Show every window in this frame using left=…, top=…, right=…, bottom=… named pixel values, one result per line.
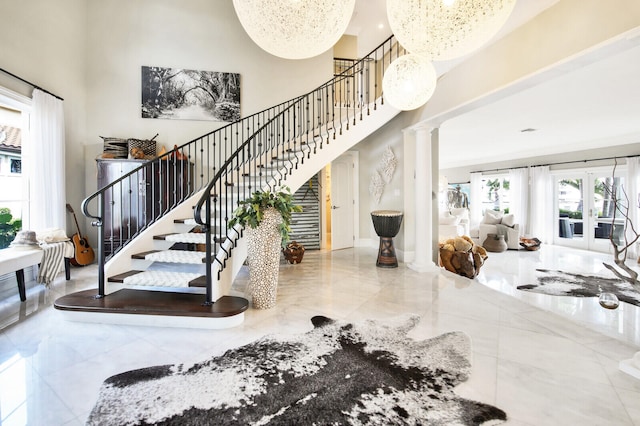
left=10, top=158, right=21, bottom=174
left=0, top=89, right=31, bottom=249
left=480, top=174, right=510, bottom=214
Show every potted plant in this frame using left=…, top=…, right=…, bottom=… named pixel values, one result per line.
left=228, top=186, right=301, bottom=309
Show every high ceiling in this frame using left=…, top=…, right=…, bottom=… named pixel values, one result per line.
left=440, top=40, right=640, bottom=169
left=346, top=0, right=640, bottom=170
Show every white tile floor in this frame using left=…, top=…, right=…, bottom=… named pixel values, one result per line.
left=0, top=245, right=639, bottom=425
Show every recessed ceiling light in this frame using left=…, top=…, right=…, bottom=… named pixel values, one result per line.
left=520, top=128, right=537, bottom=133
left=378, top=23, right=385, bottom=30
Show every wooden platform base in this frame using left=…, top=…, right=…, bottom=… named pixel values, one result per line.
left=54, top=289, right=248, bottom=329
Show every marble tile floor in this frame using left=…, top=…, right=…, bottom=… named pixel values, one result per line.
left=0, top=245, right=639, bottom=425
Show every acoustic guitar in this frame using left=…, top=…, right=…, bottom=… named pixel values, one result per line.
left=66, top=203, right=95, bottom=266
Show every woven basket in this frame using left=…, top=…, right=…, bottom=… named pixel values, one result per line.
left=127, top=138, right=156, bottom=157
left=100, top=136, right=128, bottom=159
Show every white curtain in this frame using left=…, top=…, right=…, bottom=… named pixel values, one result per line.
left=625, top=157, right=640, bottom=259
left=509, top=167, right=529, bottom=235
left=469, top=172, right=483, bottom=228
left=28, top=89, right=66, bottom=231
left=529, top=166, right=553, bottom=244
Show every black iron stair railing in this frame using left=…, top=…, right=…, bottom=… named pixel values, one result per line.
left=81, top=34, right=403, bottom=301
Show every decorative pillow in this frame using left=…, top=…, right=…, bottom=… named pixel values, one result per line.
left=440, top=213, right=461, bottom=225
left=483, top=209, right=503, bottom=225
left=36, top=228, right=70, bottom=243
left=501, top=214, right=515, bottom=227
left=450, top=207, right=469, bottom=222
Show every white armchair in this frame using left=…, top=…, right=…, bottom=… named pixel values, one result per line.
left=439, top=208, right=470, bottom=240
left=476, top=210, right=521, bottom=250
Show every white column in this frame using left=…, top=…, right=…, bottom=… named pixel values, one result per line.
left=409, top=126, right=439, bottom=272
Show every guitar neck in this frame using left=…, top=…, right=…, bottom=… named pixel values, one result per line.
left=66, top=204, right=87, bottom=241
left=74, top=214, right=84, bottom=238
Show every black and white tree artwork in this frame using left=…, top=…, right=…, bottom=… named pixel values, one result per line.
left=141, top=66, right=240, bottom=122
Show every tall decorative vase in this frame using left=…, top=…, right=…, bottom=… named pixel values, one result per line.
left=245, top=207, right=283, bottom=309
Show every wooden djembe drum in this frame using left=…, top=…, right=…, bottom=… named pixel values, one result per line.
left=371, top=210, right=404, bottom=268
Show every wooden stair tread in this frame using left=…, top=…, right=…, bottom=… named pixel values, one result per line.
left=153, top=233, right=175, bottom=240
left=189, top=275, right=207, bottom=288
left=108, top=270, right=143, bottom=283
left=131, top=250, right=161, bottom=259
left=54, top=289, right=249, bottom=318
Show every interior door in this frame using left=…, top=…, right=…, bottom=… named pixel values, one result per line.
left=330, top=153, right=354, bottom=250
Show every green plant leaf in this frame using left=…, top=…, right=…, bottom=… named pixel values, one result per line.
left=227, top=186, right=302, bottom=246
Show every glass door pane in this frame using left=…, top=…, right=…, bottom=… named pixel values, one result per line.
left=556, top=177, right=585, bottom=247
left=591, top=174, right=625, bottom=251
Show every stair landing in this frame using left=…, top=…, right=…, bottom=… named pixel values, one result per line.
left=54, top=289, right=249, bottom=329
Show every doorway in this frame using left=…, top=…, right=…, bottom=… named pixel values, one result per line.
left=325, top=151, right=359, bottom=251
left=554, top=168, right=625, bottom=253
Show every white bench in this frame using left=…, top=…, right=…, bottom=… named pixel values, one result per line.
left=0, top=246, right=71, bottom=301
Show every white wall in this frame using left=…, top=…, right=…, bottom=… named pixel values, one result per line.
left=0, top=0, right=87, bottom=235
left=351, top=113, right=409, bottom=250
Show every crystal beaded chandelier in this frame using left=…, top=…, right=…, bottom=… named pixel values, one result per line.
left=232, top=0, right=356, bottom=60
left=387, top=0, right=517, bottom=60
left=382, top=54, right=438, bottom=111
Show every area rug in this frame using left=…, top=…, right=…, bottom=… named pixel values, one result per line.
left=518, top=268, right=640, bottom=307
left=87, top=315, right=507, bottom=425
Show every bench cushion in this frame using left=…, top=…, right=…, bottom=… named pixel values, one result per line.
left=0, top=247, right=44, bottom=276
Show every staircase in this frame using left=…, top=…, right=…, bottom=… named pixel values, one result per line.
left=54, top=36, right=403, bottom=328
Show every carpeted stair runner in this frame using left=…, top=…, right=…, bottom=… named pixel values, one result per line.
left=143, top=250, right=206, bottom=264
left=122, top=270, right=202, bottom=287
left=163, top=232, right=223, bottom=244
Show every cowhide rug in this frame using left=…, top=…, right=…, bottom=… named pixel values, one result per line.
left=87, top=315, right=507, bottom=425
left=518, top=268, right=640, bottom=307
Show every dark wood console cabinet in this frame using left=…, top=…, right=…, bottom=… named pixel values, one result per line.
left=96, top=158, right=194, bottom=255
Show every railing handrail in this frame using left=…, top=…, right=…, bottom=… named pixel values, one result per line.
left=192, top=100, right=300, bottom=225
left=81, top=33, right=399, bottom=301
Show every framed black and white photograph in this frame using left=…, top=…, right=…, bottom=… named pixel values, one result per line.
left=141, top=66, right=240, bottom=122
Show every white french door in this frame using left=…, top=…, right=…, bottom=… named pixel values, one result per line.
left=553, top=168, right=625, bottom=253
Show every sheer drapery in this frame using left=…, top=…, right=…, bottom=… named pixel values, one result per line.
left=625, top=157, right=640, bottom=259
left=469, top=172, right=483, bottom=228
left=509, top=167, right=529, bottom=236
left=529, top=166, right=553, bottom=244
left=28, top=89, right=65, bottom=231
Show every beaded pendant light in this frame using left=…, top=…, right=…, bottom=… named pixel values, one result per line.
left=232, top=0, right=356, bottom=60
left=382, top=54, right=438, bottom=111
left=387, top=0, right=516, bottom=60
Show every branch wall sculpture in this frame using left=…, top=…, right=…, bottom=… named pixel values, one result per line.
left=369, top=146, right=397, bottom=204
